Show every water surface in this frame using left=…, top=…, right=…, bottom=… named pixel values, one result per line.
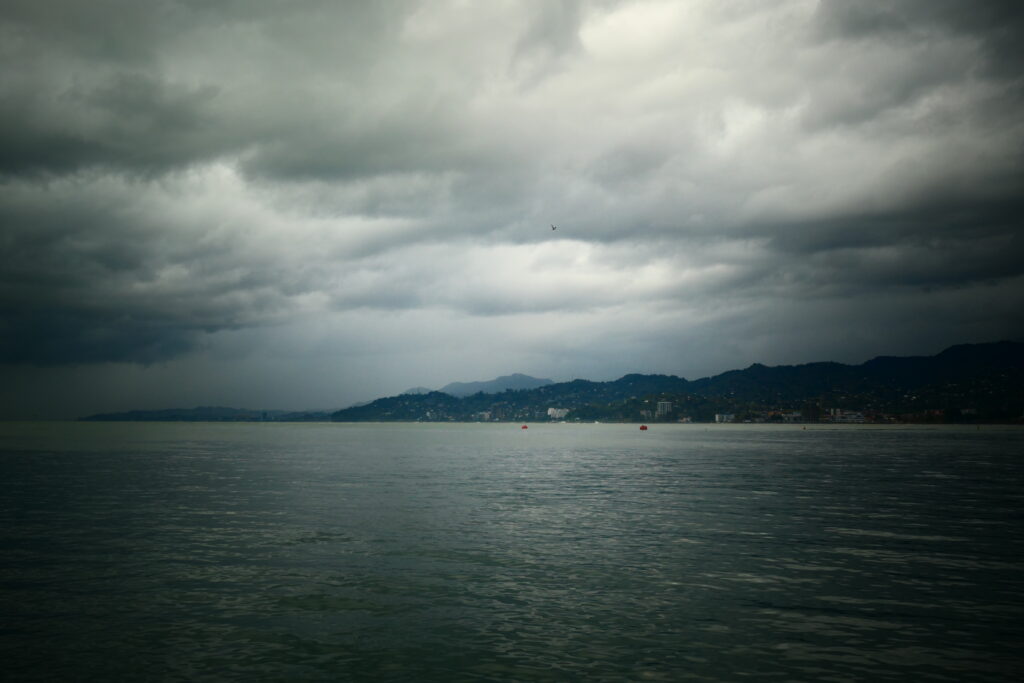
left=2, top=423, right=1022, bottom=681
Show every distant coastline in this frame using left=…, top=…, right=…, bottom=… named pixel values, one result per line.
left=79, top=341, right=1024, bottom=425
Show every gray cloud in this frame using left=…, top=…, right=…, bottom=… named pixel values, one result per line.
left=813, top=0, right=1024, bottom=74
left=0, top=170, right=306, bottom=364
left=1, top=0, right=1022, bottom=418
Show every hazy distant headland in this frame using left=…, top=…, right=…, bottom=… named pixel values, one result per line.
left=411, top=373, right=554, bottom=398
left=79, top=342, right=1024, bottom=424
left=79, top=406, right=335, bottom=423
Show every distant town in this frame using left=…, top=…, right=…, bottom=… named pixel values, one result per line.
left=82, top=341, right=1024, bottom=424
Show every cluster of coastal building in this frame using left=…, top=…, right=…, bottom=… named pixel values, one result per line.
left=413, top=398, right=991, bottom=424
left=713, top=408, right=868, bottom=424
left=471, top=401, right=877, bottom=424
left=660, top=407, right=876, bottom=424
left=716, top=409, right=868, bottom=423
left=467, top=406, right=572, bottom=422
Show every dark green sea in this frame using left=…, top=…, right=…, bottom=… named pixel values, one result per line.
left=2, top=422, right=1022, bottom=681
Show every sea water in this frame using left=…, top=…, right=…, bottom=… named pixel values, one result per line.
left=1, top=422, right=1022, bottom=681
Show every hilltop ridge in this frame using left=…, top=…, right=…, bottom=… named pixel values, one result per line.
left=331, top=341, right=1024, bottom=424
left=402, top=373, right=553, bottom=397
left=80, top=341, right=1024, bottom=423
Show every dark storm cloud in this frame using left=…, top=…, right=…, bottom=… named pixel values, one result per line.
left=240, top=105, right=470, bottom=182
left=805, top=1, right=1024, bottom=133
left=1, top=0, right=1022, bottom=418
left=0, top=0, right=415, bottom=178
left=0, top=72, right=228, bottom=176
left=761, top=190, right=1024, bottom=275
left=814, top=0, right=1024, bottom=75
left=0, top=171, right=311, bottom=364
left=0, top=0, right=225, bottom=176
left=0, top=308, right=196, bottom=365
left=1, top=0, right=177, bottom=63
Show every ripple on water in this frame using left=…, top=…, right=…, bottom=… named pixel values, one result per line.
left=1, top=423, right=1023, bottom=681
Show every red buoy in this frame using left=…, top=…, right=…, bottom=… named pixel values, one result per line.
left=640, top=425, right=648, bottom=431
left=521, top=425, right=528, bottom=429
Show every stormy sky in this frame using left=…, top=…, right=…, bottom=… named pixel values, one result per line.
left=2, top=0, right=1023, bottom=418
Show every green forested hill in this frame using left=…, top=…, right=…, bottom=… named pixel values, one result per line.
left=331, top=341, right=1024, bottom=423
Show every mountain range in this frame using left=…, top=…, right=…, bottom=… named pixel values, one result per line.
left=81, top=341, right=1024, bottom=422
left=331, top=341, right=1024, bottom=423
left=404, top=373, right=554, bottom=398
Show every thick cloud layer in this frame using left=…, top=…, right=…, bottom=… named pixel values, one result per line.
left=2, top=0, right=1022, bottom=417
